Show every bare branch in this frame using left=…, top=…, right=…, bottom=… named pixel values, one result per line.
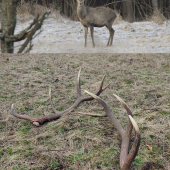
left=1, top=14, right=40, bottom=43
left=17, top=12, right=51, bottom=53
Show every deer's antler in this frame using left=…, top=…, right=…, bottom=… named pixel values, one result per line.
left=12, top=69, right=110, bottom=126
left=77, top=90, right=140, bottom=170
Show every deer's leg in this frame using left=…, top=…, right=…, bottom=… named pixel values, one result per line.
left=84, top=26, right=88, bottom=47
left=107, top=36, right=111, bottom=47
left=106, top=26, right=111, bottom=46
left=106, top=26, right=115, bottom=46
left=90, top=26, right=95, bottom=47
left=110, top=27, right=115, bottom=46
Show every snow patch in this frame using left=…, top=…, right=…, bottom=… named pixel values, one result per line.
left=14, top=16, right=170, bottom=53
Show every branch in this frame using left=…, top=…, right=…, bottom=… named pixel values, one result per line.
left=17, top=11, right=51, bottom=53
left=0, top=14, right=40, bottom=42
left=24, top=40, right=33, bottom=53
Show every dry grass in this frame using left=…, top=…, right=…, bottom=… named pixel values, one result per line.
left=0, top=54, right=170, bottom=170
left=147, top=11, right=166, bottom=25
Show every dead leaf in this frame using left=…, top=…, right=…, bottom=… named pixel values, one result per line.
left=8, top=133, right=14, bottom=136
left=146, top=144, right=153, bottom=152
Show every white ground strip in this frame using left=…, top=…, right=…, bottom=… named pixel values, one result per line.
left=14, top=15, right=170, bottom=53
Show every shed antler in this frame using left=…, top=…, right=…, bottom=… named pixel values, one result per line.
left=78, top=90, right=140, bottom=170
left=12, top=69, right=110, bottom=126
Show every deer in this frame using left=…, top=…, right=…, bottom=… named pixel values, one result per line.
left=77, top=0, right=117, bottom=47
left=11, top=69, right=140, bottom=169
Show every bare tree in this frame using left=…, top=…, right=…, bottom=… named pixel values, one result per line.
left=151, top=0, right=159, bottom=14
left=0, top=0, right=17, bottom=53
left=122, top=0, right=134, bottom=22
left=0, top=0, right=50, bottom=53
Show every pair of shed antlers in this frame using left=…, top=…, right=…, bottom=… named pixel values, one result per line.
left=12, top=69, right=140, bottom=170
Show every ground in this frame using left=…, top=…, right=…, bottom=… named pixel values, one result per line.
left=0, top=54, right=170, bottom=170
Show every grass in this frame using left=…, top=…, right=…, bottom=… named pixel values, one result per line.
left=0, top=54, right=170, bottom=170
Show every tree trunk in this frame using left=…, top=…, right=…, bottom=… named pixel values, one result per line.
left=151, top=0, right=159, bottom=14
left=122, top=0, right=134, bottom=23
left=1, top=0, right=17, bottom=53
left=167, top=0, right=170, bottom=19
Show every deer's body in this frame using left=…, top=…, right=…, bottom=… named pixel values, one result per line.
left=77, top=0, right=116, bottom=47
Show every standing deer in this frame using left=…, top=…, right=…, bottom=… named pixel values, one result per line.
left=77, top=0, right=117, bottom=47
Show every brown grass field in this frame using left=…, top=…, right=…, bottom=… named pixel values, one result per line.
left=0, top=54, right=170, bottom=170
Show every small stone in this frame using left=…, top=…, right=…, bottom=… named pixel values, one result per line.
left=33, top=122, right=40, bottom=126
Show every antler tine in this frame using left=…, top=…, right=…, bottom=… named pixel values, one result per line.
left=49, top=87, right=62, bottom=115
left=12, top=104, right=33, bottom=122
left=113, top=93, right=133, bottom=144
left=12, top=104, right=40, bottom=126
left=11, top=103, right=62, bottom=126
left=121, top=115, right=141, bottom=170
left=100, top=75, right=110, bottom=91
left=129, top=115, right=140, bottom=133
left=77, top=68, right=82, bottom=97
left=113, top=94, right=132, bottom=116
left=48, top=68, right=83, bottom=116
left=81, top=75, right=111, bottom=102
left=113, top=94, right=140, bottom=169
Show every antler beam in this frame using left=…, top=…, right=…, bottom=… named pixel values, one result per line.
left=12, top=69, right=110, bottom=126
